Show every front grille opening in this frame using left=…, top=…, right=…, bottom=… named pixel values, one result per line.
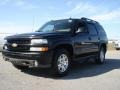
left=7, top=45, right=30, bottom=52
left=7, top=39, right=31, bottom=52
left=8, top=39, right=30, bottom=44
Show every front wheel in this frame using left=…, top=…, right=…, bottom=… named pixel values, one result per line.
left=95, top=47, right=105, bottom=64
left=51, top=49, right=71, bottom=77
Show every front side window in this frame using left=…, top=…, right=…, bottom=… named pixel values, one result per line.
left=76, top=22, right=87, bottom=33
left=37, top=20, right=72, bottom=33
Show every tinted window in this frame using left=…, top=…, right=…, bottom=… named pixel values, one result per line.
left=98, top=25, right=105, bottom=34
left=95, top=24, right=106, bottom=36
left=87, top=23, right=97, bottom=35
left=54, top=22, right=71, bottom=32
left=76, top=22, right=87, bottom=33
left=37, top=20, right=72, bottom=33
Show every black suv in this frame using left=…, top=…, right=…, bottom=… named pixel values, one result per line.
left=2, top=17, right=108, bottom=76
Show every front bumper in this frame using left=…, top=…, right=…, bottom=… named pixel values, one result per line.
left=4, top=57, right=36, bottom=67
left=2, top=50, right=53, bottom=68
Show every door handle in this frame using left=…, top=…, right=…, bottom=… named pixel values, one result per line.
left=98, top=37, right=100, bottom=40
left=89, top=37, right=91, bottom=40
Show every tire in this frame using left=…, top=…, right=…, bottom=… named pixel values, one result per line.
left=116, top=48, right=120, bottom=50
left=13, top=64, right=28, bottom=70
left=95, top=47, right=105, bottom=64
left=51, top=49, right=71, bottom=77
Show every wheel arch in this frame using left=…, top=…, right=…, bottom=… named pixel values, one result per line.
left=53, top=44, right=74, bottom=58
left=100, top=43, right=107, bottom=53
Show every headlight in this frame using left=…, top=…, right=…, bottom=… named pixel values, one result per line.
left=31, top=39, right=48, bottom=44
left=30, top=47, right=48, bottom=51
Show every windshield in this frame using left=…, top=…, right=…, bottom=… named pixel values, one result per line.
left=37, top=20, right=72, bottom=33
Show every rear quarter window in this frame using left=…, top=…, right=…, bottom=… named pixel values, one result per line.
left=95, top=24, right=106, bottom=35
left=87, top=23, right=98, bottom=35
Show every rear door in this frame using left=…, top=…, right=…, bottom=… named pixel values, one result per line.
left=86, top=23, right=99, bottom=53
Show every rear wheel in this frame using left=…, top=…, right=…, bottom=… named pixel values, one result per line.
left=13, top=64, right=28, bottom=70
left=51, top=49, right=71, bottom=77
left=116, top=48, right=120, bottom=50
left=95, top=47, right=105, bottom=64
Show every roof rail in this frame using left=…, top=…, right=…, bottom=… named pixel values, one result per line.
left=81, top=17, right=98, bottom=23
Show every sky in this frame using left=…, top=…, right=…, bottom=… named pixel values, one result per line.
left=0, top=0, right=120, bottom=39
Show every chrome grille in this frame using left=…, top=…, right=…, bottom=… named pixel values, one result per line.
left=8, top=39, right=30, bottom=44
left=7, top=39, right=30, bottom=52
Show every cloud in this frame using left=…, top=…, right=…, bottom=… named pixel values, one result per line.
left=66, top=2, right=120, bottom=23
left=0, top=0, right=37, bottom=10
left=0, top=0, right=10, bottom=5
left=66, top=1, right=73, bottom=7
left=66, top=2, right=98, bottom=15
left=0, top=22, right=33, bottom=33
left=15, top=0, right=25, bottom=6
left=14, top=0, right=37, bottom=10
left=91, top=8, right=120, bottom=21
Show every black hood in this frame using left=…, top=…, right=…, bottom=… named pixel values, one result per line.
left=6, top=32, right=71, bottom=39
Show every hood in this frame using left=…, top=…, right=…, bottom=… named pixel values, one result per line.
left=6, top=32, right=71, bottom=39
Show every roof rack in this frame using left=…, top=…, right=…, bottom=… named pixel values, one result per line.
left=81, top=17, right=98, bottom=23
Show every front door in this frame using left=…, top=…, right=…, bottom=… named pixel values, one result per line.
left=74, top=22, right=92, bottom=56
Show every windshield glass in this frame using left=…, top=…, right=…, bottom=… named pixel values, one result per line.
left=37, top=20, right=72, bottom=33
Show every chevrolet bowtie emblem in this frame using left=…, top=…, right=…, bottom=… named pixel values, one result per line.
left=12, top=43, right=18, bottom=47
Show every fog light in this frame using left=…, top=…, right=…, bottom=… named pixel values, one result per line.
left=34, top=61, right=38, bottom=67
left=4, top=45, right=8, bottom=50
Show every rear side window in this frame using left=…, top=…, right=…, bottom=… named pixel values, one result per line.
left=96, top=24, right=106, bottom=34
left=87, top=23, right=97, bottom=35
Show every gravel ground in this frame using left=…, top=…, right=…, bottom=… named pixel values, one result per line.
left=0, top=51, right=120, bottom=90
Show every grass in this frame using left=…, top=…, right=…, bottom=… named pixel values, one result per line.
left=107, top=43, right=115, bottom=50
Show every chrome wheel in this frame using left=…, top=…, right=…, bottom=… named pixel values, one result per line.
left=100, top=49, right=105, bottom=62
left=57, top=54, right=69, bottom=73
